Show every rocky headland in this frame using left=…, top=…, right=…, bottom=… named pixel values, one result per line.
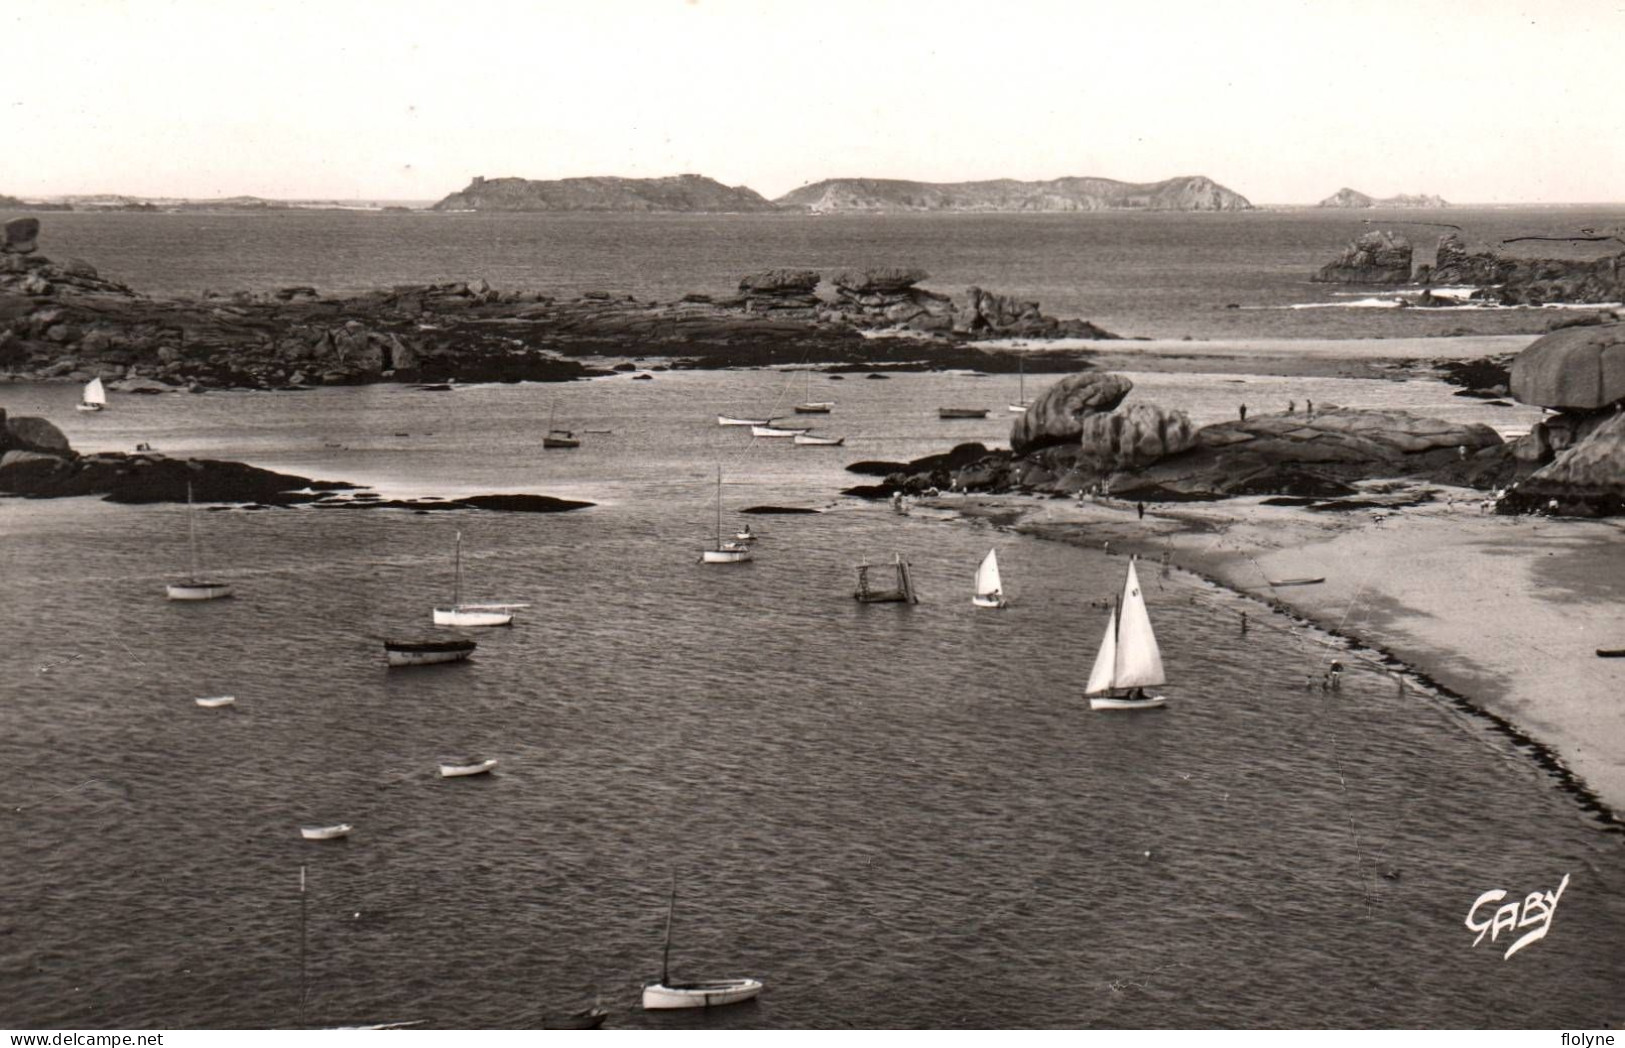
left=1312, top=229, right=1625, bottom=306
left=1316, top=188, right=1449, bottom=208
left=776, top=175, right=1252, bottom=212
left=0, top=217, right=1116, bottom=391
left=431, top=174, right=779, bottom=212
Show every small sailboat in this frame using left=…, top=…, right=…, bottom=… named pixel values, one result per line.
left=972, top=549, right=1007, bottom=609
left=717, top=415, right=771, bottom=427
left=166, top=483, right=234, bottom=601
left=701, top=465, right=752, bottom=564
left=438, top=757, right=499, bottom=777
left=1085, top=557, right=1168, bottom=711
left=384, top=638, right=477, bottom=667
left=854, top=554, right=918, bottom=604
left=77, top=377, right=107, bottom=412
left=793, top=432, right=845, bottom=446
left=750, top=423, right=810, bottom=438
left=433, top=531, right=517, bottom=627
left=195, top=695, right=237, bottom=708
left=792, top=371, right=834, bottom=414
left=642, top=879, right=763, bottom=1011
left=300, top=823, right=354, bottom=841
left=938, top=407, right=989, bottom=419
left=542, top=403, right=580, bottom=449
left=1007, top=357, right=1030, bottom=413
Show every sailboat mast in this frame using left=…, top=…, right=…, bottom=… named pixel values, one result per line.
left=453, top=530, right=462, bottom=606
left=186, top=481, right=200, bottom=580
left=715, top=464, right=723, bottom=548
left=1112, top=592, right=1123, bottom=692
left=298, top=865, right=307, bottom=1029
left=661, top=878, right=676, bottom=986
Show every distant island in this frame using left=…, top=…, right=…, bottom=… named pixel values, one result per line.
left=1316, top=187, right=1449, bottom=209
left=431, top=174, right=779, bottom=212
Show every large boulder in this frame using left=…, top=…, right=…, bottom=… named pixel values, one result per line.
left=3, top=216, right=40, bottom=254
left=1509, top=322, right=1625, bottom=410
left=1499, top=409, right=1625, bottom=517
left=738, top=269, right=820, bottom=294
left=831, top=267, right=928, bottom=294
left=1009, top=372, right=1133, bottom=455
left=3, top=413, right=72, bottom=453
left=1312, top=231, right=1413, bottom=284
left=1076, top=402, right=1198, bottom=470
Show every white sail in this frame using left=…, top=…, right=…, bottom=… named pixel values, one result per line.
left=83, top=377, right=106, bottom=405
left=1113, top=559, right=1165, bottom=688
left=1084, top=609, right=1118, bottom=695
left=974, top=549, right=1003, bottom=598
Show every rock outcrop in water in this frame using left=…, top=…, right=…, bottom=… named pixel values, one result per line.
left=1316, top=188, right=1449, bottom=208
left=1311, top=230, right=1414, bottom=284
left=0, top=219, right=1119, bottom=390
left=777, top=175, right=1252, bottom=212
left=1312, top=230, right=1625, bottom=303
left=431, top=174, right=779, bottom=212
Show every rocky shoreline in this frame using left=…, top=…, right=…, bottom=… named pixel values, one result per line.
left=0, top=217, right=1114, bottom=393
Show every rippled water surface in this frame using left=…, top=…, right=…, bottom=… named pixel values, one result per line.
left=2, top=372, right=1621, bottom=1029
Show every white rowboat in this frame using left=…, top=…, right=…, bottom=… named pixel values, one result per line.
left=439, top=758, right=499, bottom=777
left=750, top=424, right=810, bottom=438
left=793, top=433, right=844, bottom=446
left=717, top=415, right=771, bottom=426
left=195, top=695, right=236, bottom=708
left=642, top=979, right=764, bottom=1010
left=301, top=823, right=353, bottom=841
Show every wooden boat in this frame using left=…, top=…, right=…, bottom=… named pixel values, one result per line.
left=1086, top=558, right=1168, bottom=711
left=541, top=1007, right=609, bottom=1030
left=854, top=554, right=918, bottom=604
left=77, top=377, right=108, bottom=412
left=542, top=402, right=580, bottom=448
left=1008, top=357, right=1031, bottom=413
left=300, top=823, right=353, bottom=841
left=733, top=524, right=757, bottom=543
left=701, top=465, right=752, bottom=564
left=433, top=531, right=517, bottom=627
left=439, top=757, right=499, bottom=777
left=166, top=483, right=234, bottom=601
left=1597, top=649, right=1625, bottom=658
left=793, top=433, right=845, bottom=446
left=938, top=407, right=989, bottom=419
left=750, top=424, right=810, bottom=438
left=642, top=880, right=762, bottom=1011
left=1267, top=577, right=1325, bottom=587
left=385, top=638, right=477, bottom=667
left=792, top=371, right=834, bottom=414
left=194, top=695, right=236, bottom=708
left=972, top=549, right=1007, bottom=609
left=717, top=415, right=771, bottom=427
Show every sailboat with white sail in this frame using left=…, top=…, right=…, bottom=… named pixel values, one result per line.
left=972, top=549, right=1007, bottom=608
left=701, top=465, right=752, bottom=564
left=77, top=377, right=107, bottom=412
left=166, top=483, right=234, bottom=601
left=1085, top=557, right=1168, bottom=710
left=432, top=531, right=522, bottom=626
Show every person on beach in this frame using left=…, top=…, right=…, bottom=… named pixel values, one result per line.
left=1329, top=660, right=1344, bottom=689
left=1239, top=403, right=1248, bottom=422
left=1306, top=398, right=1314, bottom=417
left=1137, top=501, right=1146, bottom=520
left=1288, top=400, right=1296, bottom=414
left=1240, top=612, right=1248, bottom=634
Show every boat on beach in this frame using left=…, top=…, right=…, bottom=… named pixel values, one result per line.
left=750, top=423, right=810, bottom=438
left=701, top=465, right=752, bottom=564
left=433, top=531, right=518, bottom=627
left=77, top=377, right=107, bottom=412
left=717, top=415, right=771, bottom=426
left=972, top=549, right=1007, bottom=608
left=854, top=554, right=918, bottom=604
left=300, top=823, right=353, bottom=841
left=938, top=407, right=989, bottom=419
left=642, top=879, right=762, bottom=1011
left=1086, top=557, right=1168, bottom=711
left=1268, top=576, right=1325, bottom=587
left=194, top=695, right=236, bottom=708
left=1597, top=649, right=1625, bottom=658
left=439, top=757, right=499, bottom=777
left=384, top=638, right=477, bottom=667
left=793, top=432, right=844, bottom=446
left=166, top=483, right=234, bottom=602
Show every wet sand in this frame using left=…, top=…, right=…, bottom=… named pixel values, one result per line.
left=925, top=487, right=1625, bottom=823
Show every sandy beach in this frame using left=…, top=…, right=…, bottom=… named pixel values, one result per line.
left=926, top=486, right=1625, bottom=824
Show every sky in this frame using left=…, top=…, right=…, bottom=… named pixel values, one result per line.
left=4, top=0, right=1623, bottom=204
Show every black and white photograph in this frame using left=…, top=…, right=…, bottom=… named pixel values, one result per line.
left=3, top=0, right=1623, bottom=1035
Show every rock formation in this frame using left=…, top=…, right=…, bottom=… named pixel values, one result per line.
left=1316, top=188, right=1449, bottom=208
left=1509, top=322, right=1625, bottom=411
left=430, top=174, right=780, bottom=212
left=1008, top=373, right=1133, bottom=455
left=1311, top=230, right=1414, bottom=284
left=777, top=175, right=1252, bottom=212
left=1076, top=403, right=1198, bottom=471
left=1499, top=409, right=1625, bottom=517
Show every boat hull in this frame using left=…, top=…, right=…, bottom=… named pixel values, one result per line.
left=439, top=759, right=499, bottom=777
left=385, top=640, right=477, bottom=667
left=750, top=425, right=809, bottom=438
left=793, top=403, right=834, bottom=413
left=938, top=408, right=989, bottom=419
left=76, top=403, right=105, bottom=412
left=542, top=438, right=580, bottom=449
left=793, top=434, right=844, bottom=446
left=194, top=696, right=236, bottom=708
left=717, top=416, right=770, bottom=426
left=301, top=824, right=353, bottom=840
left=1598, top=649, right=1625, bottom=658
left=432, top=606, right=513, bottom=627
left=972, top=594, right=1007, bottom=609
left=1089, top=694, right=1168, bottom=711
left=1007, top=404, right=1029, bottom=414
left=1268, top=577, right=1325, bottom=587
left=642, top=979, right=762, bottom=1010
left=166, top=581, right=234, bottom=601
left=702, top=547, right=753, bottom=564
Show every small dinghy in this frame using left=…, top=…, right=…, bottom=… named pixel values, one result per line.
left=750, top=424, right=810, bottom=438
left=301, top=823, right=353, bottom=841
left=1268, top=577, right=1325, bottom=587
left=384, top=638, right=477, bottom=667
left=439, top=757, right=499, bottom=777
left=717, top=415, right=771, bottom=427
left=733, top=524, right=758, bottom=543
left=972, top=549, right=1007, bottom=609
left=77, top=377, right=107, bottom=412
left=793, top=432, right=845, bottom=446
left=195, top=695, right=236, bottom=708
left=643, top=879, right=762, bottom=1011
left=938, top=407, right=989, bottom=419
left=1597, top=649, right=1625, bottom=658
left=1086, top=558, right=1168, bottom=711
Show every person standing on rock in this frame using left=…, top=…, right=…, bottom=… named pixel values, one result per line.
left=1288, top=400, right=1296, bottom=414
left=1306, top=399, right=1314, bottom=417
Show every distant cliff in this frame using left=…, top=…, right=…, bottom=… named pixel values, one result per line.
left=776, top=175, right=1252, bottom=212
left=1317, top=188, right=1449, bottom=208
left=431, top=174, right=780, bottom=212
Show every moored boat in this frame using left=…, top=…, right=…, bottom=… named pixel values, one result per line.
left=642, top=879, right=762, bottom=1011
left=166, top=483, right=234, bottom=601
left=750, top=424, right=810, bottom=438
left=1598, top=649, right=1625, bottom=658
left=385, top=638, right=477, bottom=667
left=792, top=371, right=834, bottom=414
left=77, top=377, right=107, bottom=412
left=792, top=432, right=844, bottom=446
left=717, top=415, right=771, bottom=426
left=195, top=695, right=236, bottom=708
left=432, top=531, right=518, bottom=627
left=1267, top=577, right=1325, bottom=587
left=1008, top=357, right=1031, bottom=413
left=542, top=402, right=580, bottom=448
left=701, top=465, right=753, bottom=564
left=1086, top=557, right=1168, bottom=711
left=938, top=407, right=989, bottom=419
left=439, top=757, right=499, bottom=777
left=300, top=823, right=353, bottom=841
